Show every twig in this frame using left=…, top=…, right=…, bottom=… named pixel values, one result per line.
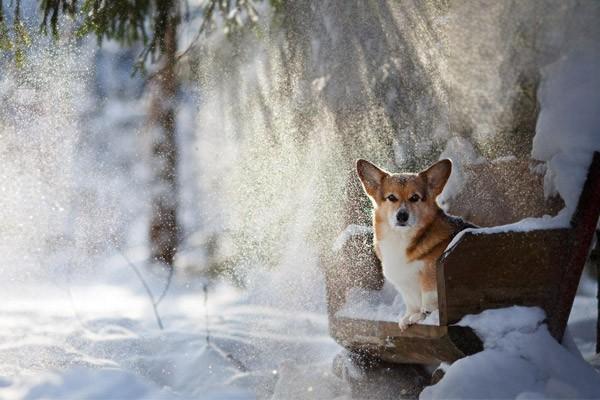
left=118, top=249, right=164, bottom=330
left=51, top=268, right=90, bottom=332
left=210, top=339, right=249, bottom=372
left=65, top=281, right=88, bottom=330
left=175, top=0, right=216, bottom=64
left=155, top=264, right=174, bottom=306
left=204, top=282, right=210, bottom=345
left=202, top=282, right=248, bottom=372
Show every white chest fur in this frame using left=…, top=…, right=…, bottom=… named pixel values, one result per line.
left=377, top=230, right=425, bottom=313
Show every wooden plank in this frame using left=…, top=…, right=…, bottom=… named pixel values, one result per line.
left=438, top=229, right=571, bottom=327
left=551, top=152, right=600, bottom=339
left=331, top=317, right=482, bottom=364
left=597, top=235, right=600, bottom=353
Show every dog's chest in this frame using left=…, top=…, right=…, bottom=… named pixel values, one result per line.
left=378, top=232, right=424, bottom=285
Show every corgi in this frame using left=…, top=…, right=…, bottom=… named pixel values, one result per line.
left=356, top=158, right=475, bottom=330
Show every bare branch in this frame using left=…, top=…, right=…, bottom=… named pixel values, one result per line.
left=155, top=264, right=174, bottom=306
left=118, top=248, right=164, bottom=330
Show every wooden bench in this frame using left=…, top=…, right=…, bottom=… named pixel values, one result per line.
left=325, top=152, right=600, bottom=365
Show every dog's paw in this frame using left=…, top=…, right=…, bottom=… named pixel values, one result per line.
left=398, top=312, right=425, bottom=330
left=398, top=314, right=411, bottom=331
left=420, top=304, right=436, bottom=314
left=408, top=312, right=425, bottom=324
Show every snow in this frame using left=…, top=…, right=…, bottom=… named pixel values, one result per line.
left=270, top=361, right=351, bottom=400
left=446, top=214, right=568, bottom=251
left=3, top=369, right=178, bottom=400
left=533, top=41, right=600, bottom=217
left=1, top=273, right=596, bottom=399
left=457, top=306, right=546, bottom=344
left=0, top=272, right=348, bottom=400
left=445, top=28, right=600, bottom=249
left=444, top=35, right=600, bottom=264
left=423, top=306, right=600, bottom=399
left=0, top=28, right=350, bottom=400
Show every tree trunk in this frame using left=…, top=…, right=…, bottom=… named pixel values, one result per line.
left=148, top=18, right=179, bottom=267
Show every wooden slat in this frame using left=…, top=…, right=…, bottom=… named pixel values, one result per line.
left=438, top=152, right=600, bottom=341
left=551, top=152, right=600, bottom=339
left=331, top=317, right=482, bottom=364
left=438, top=229, right=571, bottom=327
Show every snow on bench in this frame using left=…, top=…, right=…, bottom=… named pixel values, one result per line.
left=335, top=286, right=440, bottom=326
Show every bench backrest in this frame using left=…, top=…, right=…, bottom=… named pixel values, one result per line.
left=438, top=152, right=600, bottom=340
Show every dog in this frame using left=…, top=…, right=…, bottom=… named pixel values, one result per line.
left=356, top=158, right=474, bottom=330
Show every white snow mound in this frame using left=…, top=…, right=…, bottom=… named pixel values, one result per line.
left=422, top=306, right=600, bottom=399
left=533, top=41, right=600, bottom=217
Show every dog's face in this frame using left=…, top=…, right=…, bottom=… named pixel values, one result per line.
left=356, top=159, right=452, bottom=231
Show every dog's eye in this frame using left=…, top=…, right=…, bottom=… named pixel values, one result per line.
left=386, top=194, right=398, bottom=202
left=409, top=194, right=420, bottom=202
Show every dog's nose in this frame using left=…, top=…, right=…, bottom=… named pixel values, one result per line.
left=397, top=210, right=409, bottom=224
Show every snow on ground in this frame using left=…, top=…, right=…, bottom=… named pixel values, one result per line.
left=568, top=274, right=599, bottom=362
left=0, top=261, right=350, bottom=400
left=0, top=262, right=598, bottom=399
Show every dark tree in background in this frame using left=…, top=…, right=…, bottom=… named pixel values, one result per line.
left=144, top=1, right=181, bottom=267
left=0, top=0, right=265, bottom=267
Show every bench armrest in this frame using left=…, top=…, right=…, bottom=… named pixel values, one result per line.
left=437, top=228, right=571, bottom=333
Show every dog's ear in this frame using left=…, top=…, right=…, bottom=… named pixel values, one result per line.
left=419, top=159, right=452, bottom=197
left=356, top=159, right=388, bottom=198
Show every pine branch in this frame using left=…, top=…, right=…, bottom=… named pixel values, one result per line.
left=2, top=0, right=273, bottom=69
left=0, top=0, right=13, bottom=51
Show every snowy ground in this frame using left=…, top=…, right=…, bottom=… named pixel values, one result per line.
left=0, top=258, right=598, bottom=399
left=0, top=270, right=348, bottom=399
